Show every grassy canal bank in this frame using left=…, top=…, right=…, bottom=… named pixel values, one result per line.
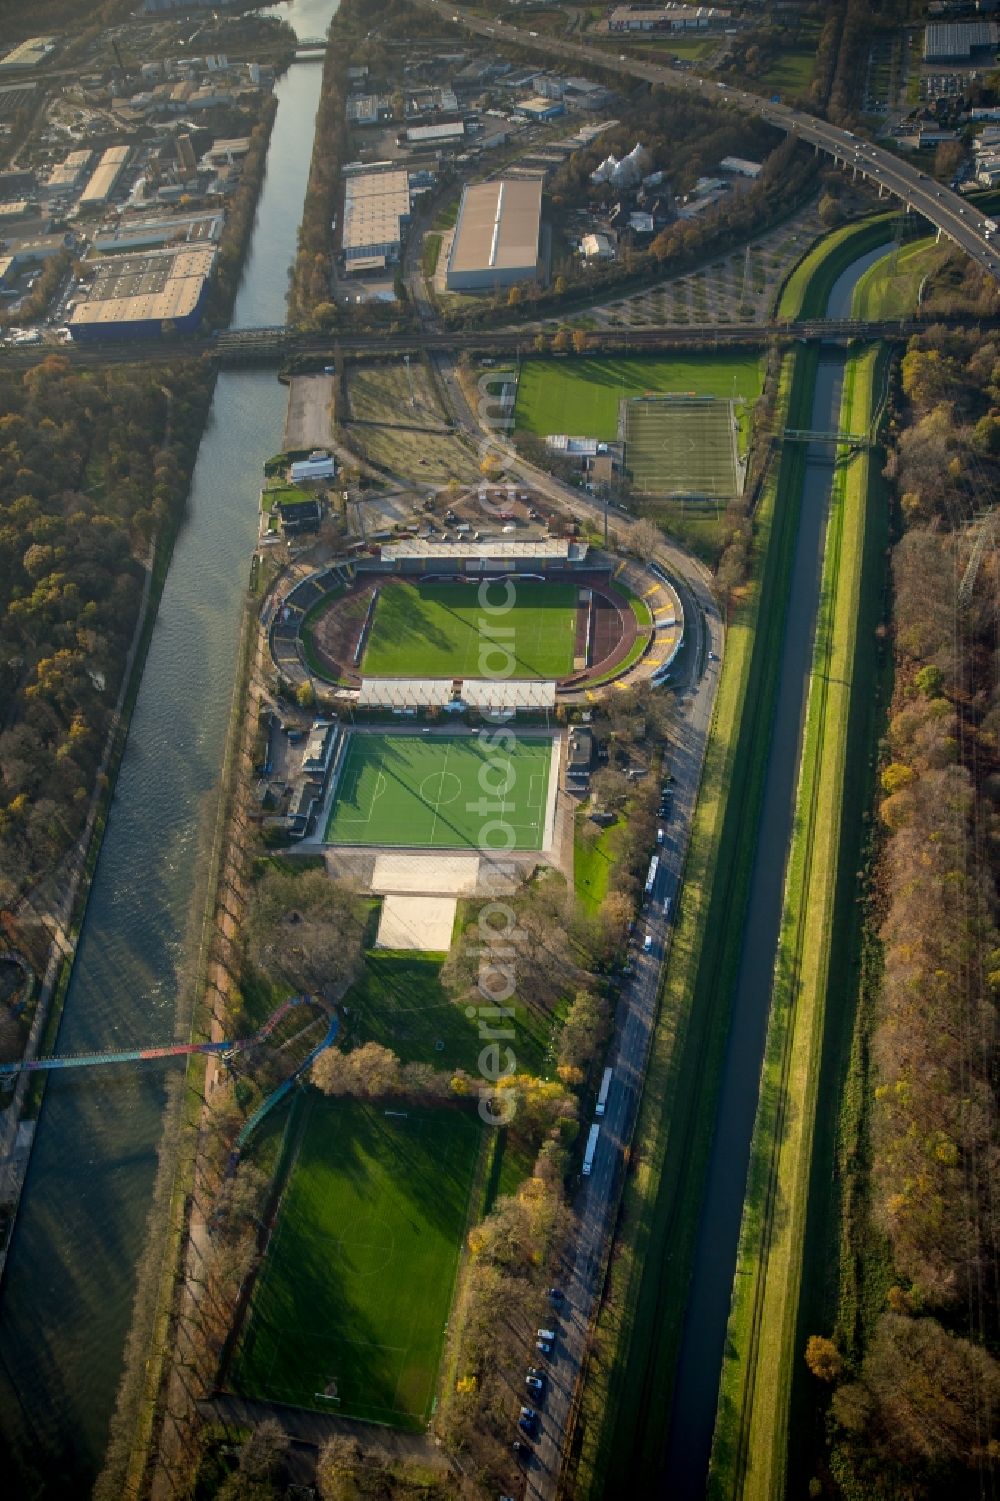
left=569, top=336, right=818, bottom=1497
left=708, top=343, right=890, bottom=1499
left=570, top=214, right=901, bottom=1499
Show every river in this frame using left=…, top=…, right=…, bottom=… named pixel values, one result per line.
left=661, top=243, right=890, bottom=1498
left=0, top=5, right=336, bottom=1494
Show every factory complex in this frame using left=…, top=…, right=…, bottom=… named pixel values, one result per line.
left=68, top=244, right=215, bottom=340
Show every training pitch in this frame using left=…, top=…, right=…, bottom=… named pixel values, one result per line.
left=513, top=353, right=763, bottom=442
left=625, top=395, right=741, bottom=498
left=233, top=1096, right=480, bottom=1427
left=361, top=580, right=577, bottom=679
left=325, top=731, right=556, bottom=850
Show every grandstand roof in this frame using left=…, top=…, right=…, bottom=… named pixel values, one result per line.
left=462, top=680, right=557, bottom=710
left=357, top=678, right=455, bottom=708
left=380, top=538, right=574, bottom=562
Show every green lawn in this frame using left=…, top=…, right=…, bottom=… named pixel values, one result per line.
left=777, top=216, right=897, bottom=321
left=261, top=482, right=312, bottom=512
left=850, top=236, right=940, bottom=319
left=760, top=48, right=815, bottom=97
left=233, top=1094, right=480, bottom=1428
left=421, top=232, right=442, bottom=279
left=574, top=814, right=617, bottom=916
left=362, top=580, right=578, bottom=680
left=325, top=732, right=555, bottom=851
left=514, top=355, right=764, bottom=443
left=347, top=950, right=546, bottom=1077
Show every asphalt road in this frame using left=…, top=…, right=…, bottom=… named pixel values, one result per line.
left=413, top=0, right=1000, bottom=278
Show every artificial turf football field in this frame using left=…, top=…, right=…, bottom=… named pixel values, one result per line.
left=361, top=580, right=577, bottom=679
left=325, top=732, right=555, bottom=850
left=625, top=396, right=739, bottom=497
left=233, top=1095, right=480, bottom=1427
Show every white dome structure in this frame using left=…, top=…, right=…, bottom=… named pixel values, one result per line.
left=610, top=141, right=651, bottom=189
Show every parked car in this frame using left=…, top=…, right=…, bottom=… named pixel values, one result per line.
left=526, top=1368, right=547, bottom=1395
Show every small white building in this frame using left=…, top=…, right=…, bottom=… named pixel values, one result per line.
left=719, top=155, right=762, bottom=179
left=581, top=231, right=615, bottom=259
left=290, top=451, right=336, bottom=484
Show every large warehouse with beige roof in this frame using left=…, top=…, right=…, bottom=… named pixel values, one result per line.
left=68, top=244, right=215, bottom=340
left=445, top=178, right=542, bottom=292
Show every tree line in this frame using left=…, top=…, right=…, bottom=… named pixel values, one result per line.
left=0, top=356, right=214, bottom=906
left=814, top=316, right=1000, bottom=1494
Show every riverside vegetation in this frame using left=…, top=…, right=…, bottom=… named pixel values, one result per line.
left=803, top=314, right=1000, bottom=1493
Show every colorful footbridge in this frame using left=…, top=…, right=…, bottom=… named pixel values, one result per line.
left=0, top=995, right=316, bottom=1077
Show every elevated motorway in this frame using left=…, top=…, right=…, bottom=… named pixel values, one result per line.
left=415, top=0, right=1000, bottom=278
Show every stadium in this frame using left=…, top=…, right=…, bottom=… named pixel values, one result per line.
left=268, top=536, right=671, bottom=715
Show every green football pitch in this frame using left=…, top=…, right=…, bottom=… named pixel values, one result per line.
left=233, top=1096, right=480, bottom=1428
left=325, top=732, right=555, bottom=850
left=513, top=353, right=764, bottom=443
left=361, top=580, right=577, bottom=679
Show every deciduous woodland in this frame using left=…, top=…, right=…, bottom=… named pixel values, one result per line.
left=0, top=357, right=214, bottom=897
left=814, top=318, right=1000, bottom=1496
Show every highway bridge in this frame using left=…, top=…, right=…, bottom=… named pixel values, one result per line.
left=414, top=0, right=1000, bottom=279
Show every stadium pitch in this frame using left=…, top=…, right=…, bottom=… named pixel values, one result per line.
left=625, top=395, right=741, bottom=498
left=232, top=1096, right=480, bottom=1428
left=325, top=732, right=555, bottom=851
left=361, top=580, right=577, bottom=680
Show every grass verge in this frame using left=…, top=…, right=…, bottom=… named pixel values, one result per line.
left=776, top=216, right=898, bottom=320
left=850, top=236, right=940, bottom=319
left=707, top=345, right=887, bottom=1499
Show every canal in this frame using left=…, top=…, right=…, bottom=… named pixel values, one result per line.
left=661, top=243, right=890, bottom=1498
left=0, top=4, right=337, bottom=1494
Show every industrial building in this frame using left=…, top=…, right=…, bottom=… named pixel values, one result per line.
left=44, top=149, right=93, bottom=195
left=0, top=36, right=56, bottom=71
left=341, top=168, right=411, bottom=267
left=404, top=121, right=465, bottom=149
left=445, top=178, right=543, bottom=292
left=515, top=96, right=565, bottom=122
left=720, top=155, right=762, bottom=178
left=93, top=211, right=223, bottom=254
left=79, top=145, right=131, bottom=209
left=607, top=5, right=731, bottom=32
left=68, top=245, right=215, bottom=341
left=923, top=21, right=1000, bottom=60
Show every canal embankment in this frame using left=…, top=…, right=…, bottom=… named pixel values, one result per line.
left=0, top=9, right=338, bottom=1493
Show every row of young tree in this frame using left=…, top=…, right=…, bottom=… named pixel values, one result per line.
left=818, top=317, right=1000, bottom=1493
left=0, top=356, right=214, bottom=904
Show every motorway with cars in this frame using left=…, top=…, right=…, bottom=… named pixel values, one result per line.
left=417, top=0, right=1000, bottom=278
